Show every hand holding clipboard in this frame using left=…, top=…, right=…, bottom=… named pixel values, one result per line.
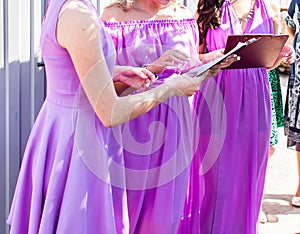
left=184, top=37, right=259, bottom=77
left=184, top=34, right=289, bottom=77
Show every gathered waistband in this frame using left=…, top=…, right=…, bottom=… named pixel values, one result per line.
left=46, top=89, right=91, bottom=108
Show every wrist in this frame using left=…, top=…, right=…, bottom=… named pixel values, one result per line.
left=142, top=63, right=159, bottom=75
left=164, top=79, right=177, bottom=97
left=113, top=66, right=127, bottom=82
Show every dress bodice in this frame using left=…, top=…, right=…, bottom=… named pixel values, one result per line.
left=40, top=0, right=116, bottom=101
left=104, top=19, right=200, bottom=84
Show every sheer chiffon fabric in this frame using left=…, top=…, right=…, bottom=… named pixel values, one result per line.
left=179, top=0, right=272, bottom=233
left=104, top=19, right=201, bottom=234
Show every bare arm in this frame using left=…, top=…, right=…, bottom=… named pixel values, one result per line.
left=269, top=0, right=281, bottom=34
left=285, top=23, right=296, bottom=37
left=268, top=0, right=295, bottom=69
left=57, top=1, right=209, bottom=127
left=266, top=0, right=295, bottom=69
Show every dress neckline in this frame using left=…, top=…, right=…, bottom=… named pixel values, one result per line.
left=103, top=18, right=195, bottom=26
left=227, top=0, right=257, bottom=34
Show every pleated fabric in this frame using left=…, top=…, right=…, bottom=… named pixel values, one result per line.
left=179, top=0, right=272, bottom=233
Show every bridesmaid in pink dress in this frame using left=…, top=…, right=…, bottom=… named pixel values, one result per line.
left=6, top=0, right=211, bottom=233
left=102, top=1, right=238, bottom=232
left=103, top=1, right=202, bottom=233
left=179, top=0, right=294, bottom=233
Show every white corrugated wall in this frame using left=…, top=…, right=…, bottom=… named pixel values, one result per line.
left=0, top=0, right=197, bottom=233
left=1, top=0, right=47, bottom=233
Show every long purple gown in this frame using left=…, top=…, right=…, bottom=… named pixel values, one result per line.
left=179, top=0, right=272, bottom=233
left=6, top=0, right=125, bottom=233
left=104, top=19, right=200, bottom=234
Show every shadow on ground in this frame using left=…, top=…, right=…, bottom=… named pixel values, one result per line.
left=262, top=194, right=300, bottom=216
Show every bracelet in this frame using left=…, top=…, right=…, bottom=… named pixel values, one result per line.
left=142, top=64, right=158, bottom=78
left=142, top=64, right=150, bottom=69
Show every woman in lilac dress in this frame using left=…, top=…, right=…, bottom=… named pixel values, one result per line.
left=6, top=0, right=213, bottom=233
left=102, top=1, right=213, bottom=233
left=179, top=0, right=294, bottom=233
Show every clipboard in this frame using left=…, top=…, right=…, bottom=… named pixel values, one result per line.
left=184, top=37, right=259, bottom=77
left=223, top=34, right=289, bottom=69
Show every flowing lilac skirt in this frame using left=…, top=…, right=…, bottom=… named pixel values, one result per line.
left=179, top=68, right=271, bottom=234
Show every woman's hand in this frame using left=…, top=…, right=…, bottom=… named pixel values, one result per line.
left=280, top=43, right=296, bottom=65
left=166, top=70, right=216, bottom=97
left=220, top=54, right=240, bottom=68
left=266, top=43, right=295, bottom=70
left=200, top=48, right=240, bottom=72
left=200, top=48, right=224, bottom=65
left=113, top=66, right=157, bottom=92
left=208, top=64, right=221, bottom=77
left=146, top=49, right=189, bottom=74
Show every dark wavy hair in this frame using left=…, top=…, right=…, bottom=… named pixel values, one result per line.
left=196, top=0, right=225, bottom=45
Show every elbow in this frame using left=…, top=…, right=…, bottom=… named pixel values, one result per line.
left=95, top=104, right=118, bottom=128
left=103, top=120, right=124, bottom=128
left=96, top=113, right=114, bottom=128
left=100, top=116, right=114, bottom=128
left=100, top=116, right=121, bottom=128
left=101, top=114, right=131, bottom=128
left=95, top=98, right=126, bottom=128
left=102, top=121, right=113, bottom=128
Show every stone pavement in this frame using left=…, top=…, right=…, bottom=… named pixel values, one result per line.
left=259, top=74, right=300, bottom=234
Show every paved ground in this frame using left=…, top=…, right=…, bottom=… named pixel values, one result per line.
left=259, top=73, right=300, bottom=234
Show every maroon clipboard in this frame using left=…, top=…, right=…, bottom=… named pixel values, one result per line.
left=223, top=34, right=289, bottom=69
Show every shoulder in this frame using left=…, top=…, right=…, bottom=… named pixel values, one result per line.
left=173, top=3, right=194, bottom=19
left=60, top=0, right=91, bottom=16
left=269, top=0, right=280, bottom=11
left=264, top=0, right=280, bottom=17
left=263, top=0, right=281, bottom=33
left=59, top=0, right=98, bottom=24
left=57, top=0, right=100, bottom=47
left=101, top=4, right=126, bottom=21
